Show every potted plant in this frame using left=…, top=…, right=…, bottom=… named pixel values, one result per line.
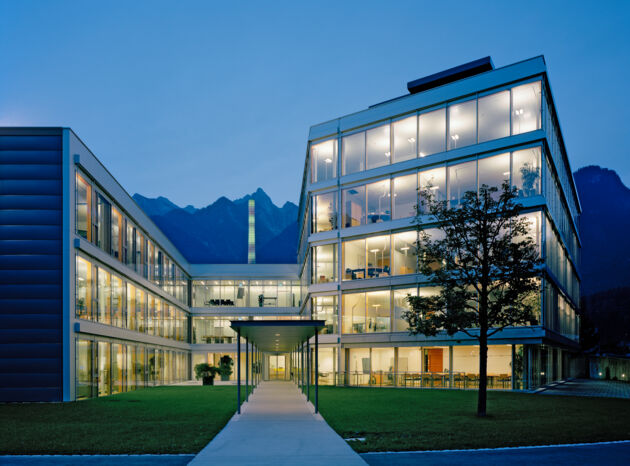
left=219, top=355, right=234, bottom=381
left=519, top=163, right=540, bottom=197
left=258, top=294, right=264, bottom=307
left=195, top=363, right=220, bottom=386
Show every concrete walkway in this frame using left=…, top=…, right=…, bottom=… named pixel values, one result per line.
left=536, top=379, right=630, bottom=399
left=189, top=381, right=366, bottom=465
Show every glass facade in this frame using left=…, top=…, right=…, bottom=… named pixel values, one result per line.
left=75, top=171, right=188, bottom=305
left=76, top=256, right=188, bottom=342
left=76, top=338, right=188, bottom=399
left=192, top=280, right=301, bottom=308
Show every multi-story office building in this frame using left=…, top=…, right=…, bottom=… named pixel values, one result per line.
left=0, top=55, right=580, bottom=402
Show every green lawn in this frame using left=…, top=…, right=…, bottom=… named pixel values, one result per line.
left=318, top=387, right=630, bottom=452
left=0, top=386, right=243, bottom=454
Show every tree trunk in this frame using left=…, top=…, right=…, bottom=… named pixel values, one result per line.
left=477, top=331, right=488, bottom=417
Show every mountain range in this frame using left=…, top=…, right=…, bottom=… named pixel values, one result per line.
left=133, top=188, right=298, bottom=264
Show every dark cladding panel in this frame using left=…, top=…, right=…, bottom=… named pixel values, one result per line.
left=0, top=132, right=63, bottom=402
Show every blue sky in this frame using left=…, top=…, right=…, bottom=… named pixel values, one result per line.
left=1, top=1, right=628, bottom=206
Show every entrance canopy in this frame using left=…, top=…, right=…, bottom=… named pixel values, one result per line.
left=230, top=320, right=325, bottom=353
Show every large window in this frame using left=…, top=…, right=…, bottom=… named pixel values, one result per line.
left=342, top=291, right=391, bottom=334
left=513, top=147, right=541, bottom=198
left=366, top=124, right=390, bottom=170
left=367, top=290, right=390, bottom=332
left=342, top=132, right=365, bottom=175
left=97, top=267, right=111, bottom=325
left=366, top=235, right=390, bottom=278
left=311, top=139, right=337, bottom=183
left=478, top=91, right=510, bottom=143
left=393, top=288, right=417, bottom=331
left=76, top=173, right=91, bottom=240
left=512, top=81, right=541, bottom=135
left=478, top=153, right=510, bottom=198
left=96, top=194, right=111, bottom=252
left=419, top=108, right=446, bottom=157
left=448, top=160, right=477, bottom=208
left=342, top=185, right=365, bottom=228
left=392, top=115, right=417, bottom=163
left=342, top=293, right=365, bottom=334
left=111, top=207, right=122, bottom=260
left=312, top=191, right=337, bottom=233
left=76, top=340, right=94, bottom=400
left=448, top=99, right=477, bottom=150
left=393, top=173, right=417, bottom=220
left=366, top=180, right=390, bottom=224
left=343, top=239, right=366, bottom=280
left=312, top=296, right=338, bottom=334
left=392, top=231, right=417, bottom=275
left=419, top=166, right=447, bottom=212
left=76, top=256, right=92, bottom=320
left=312, top=244, right=336, bottom=283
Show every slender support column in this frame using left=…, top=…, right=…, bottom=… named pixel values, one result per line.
left=449, top=346, right=454, bottom=388
left=307, top=339, right=310, bottom=402
left=315, top=329, right=319, bottom=414
left=237, top=329, right=241, bottom=414
left=511, top=344, right=516, bottom=390
left=245, top=337, right=249, bottom=401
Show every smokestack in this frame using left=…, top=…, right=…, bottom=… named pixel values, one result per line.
left=248, top=199, right=255, bottom=264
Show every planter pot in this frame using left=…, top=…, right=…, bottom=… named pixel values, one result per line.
left=220, top=374, right=230, bottom=381
left=202, top=376, right=215, bottom=386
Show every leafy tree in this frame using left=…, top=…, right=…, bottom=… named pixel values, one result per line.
left=403, top=182, right=542, bottom=417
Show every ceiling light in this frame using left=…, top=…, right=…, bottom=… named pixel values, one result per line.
left=503, top=172, right=510, bottom=176
left=430, top=186, right=439, bottom=190
left=369, top=249, right=379, bottom=253
left=419, top=152, right=425, bottom=157
left=400, top=247, right=410, bottom=251
left=407, top=137, right=415, bottom=143
left=385, top=152, right=391, bottom=157
left=275, top=333, right=280, bottom=336
left=324, top=158, right=332, bottom=163
left=451, top=134, right=459, bottom=141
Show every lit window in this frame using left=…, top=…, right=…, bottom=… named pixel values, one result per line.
left=366, top=124, right=391, bottom=170
left=448, top=161, right=477, bottom=208
left=342, top=185, right=365, bottom=228
left=366, top=179, right=391, bottom=224
left=392, top=115, right=417, bottom=163
left=512, top=81, right=541, bottom=135
left=342, top=132, right=365, bottom=175
left=478, top=91, right=510, bottom=143
left=448, top=100, right=477, bottom=150
left=419, top=108, right=446, bottom=157
left=393, top=173, right=417, bottom=220
left=512, top=147, right=541, bottom=198
left=311, top=139, right=337, bottom=183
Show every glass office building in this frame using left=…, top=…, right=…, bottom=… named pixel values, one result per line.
left=0, top=56, right=580, bottom=401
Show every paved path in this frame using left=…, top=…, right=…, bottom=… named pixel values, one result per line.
left=537, top=379, right=630, bottom=399
left=361, top=441, right=630, bottom=465
left=189, top=381, right=366, bottom=465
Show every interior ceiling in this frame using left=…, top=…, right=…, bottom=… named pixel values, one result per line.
left=230, top=320, right=325, bottom=353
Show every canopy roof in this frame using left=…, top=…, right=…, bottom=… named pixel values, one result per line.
left=230, top=320, right=325, bottom=353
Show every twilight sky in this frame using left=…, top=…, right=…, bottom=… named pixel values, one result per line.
left=1, top=1, right=629, bottom=207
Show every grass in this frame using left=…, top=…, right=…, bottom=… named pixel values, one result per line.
left=0, top=386, right=244, bottom=454
left=317, top=387, right=630, bottom=452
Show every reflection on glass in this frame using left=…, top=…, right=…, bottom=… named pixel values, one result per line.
left=311, top=139, right=337, bottom=183
left=512, top=81, right=541, bottom=134
left=478, top=153, right=510, bottom=199
left=343, top=239, right=366, bottom=280
left=448, top=161, right=477, bottom=207
left=394, top=288, right=417, bottom=331
left=478, top=91, right=510, bottom=142
left=76, top=173, right=90, bottom=240
left=448, top=100, right=477, bottom=149
left=419, top=167, right=446, bottom=212
left=342, top=132, right=365, bottom=175
left=312, top=295, right=338, bottom=334
left=366, top=235, right=390, bottom=278
left=392, top=231, right=417, bottom=275
left=367, top=290, right=390, bottom=332
left=98, top=341, right=110, bottom=397
left=342, top=185, right=365, bottom=228
left=76, top=256, right=91, bottom=320
left=419, top=108, right=446, bottom=157
left=512, top=147, right=541, bottom=197
left=366, top=124, right=391, bottom=170
left=366, top=179, right=391, bottom=224
left=343, top=293, right=365, bottom=334
left=76, top=339, right=93, bottom=399
left=97, top=267, right=111, bottom=325
left=312, top=191, right=337, bottom=233
left=393, top=173, right=417, bottom=219
left=313, top=244, right=336, bottom=283
left=393, top=115, right=417, bottom=163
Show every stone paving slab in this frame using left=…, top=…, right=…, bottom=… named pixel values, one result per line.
left=537, top=379, right=630, bottom=399
left=189, top=381, right=366, bottom=465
